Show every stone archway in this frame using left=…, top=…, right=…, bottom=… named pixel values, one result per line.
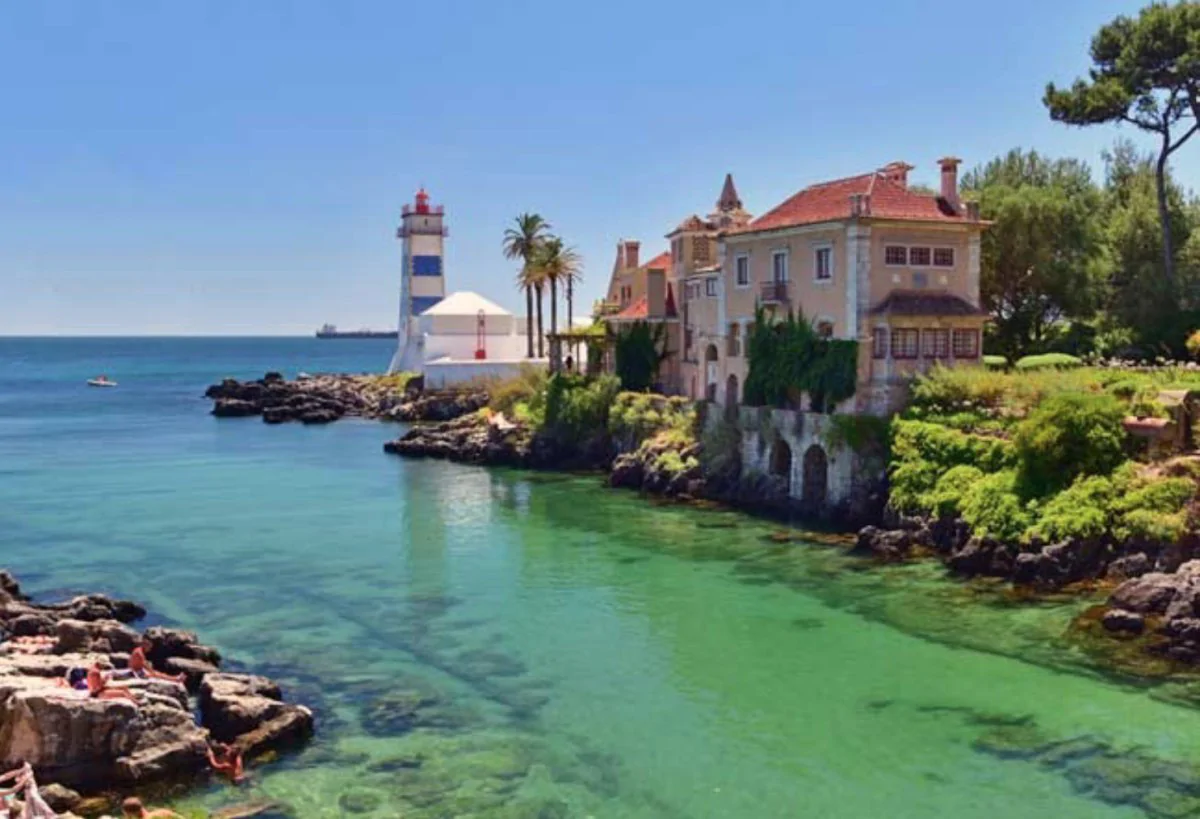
left=802, top=444, right=828, bottom=508
left=770, top=438, right=793, bottom=495
left=725, top=374, right=739, bottom=418
left=705, top=344, right=719, bottom=401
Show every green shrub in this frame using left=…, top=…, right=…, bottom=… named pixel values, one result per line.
left=608, top=391, right=696, bottom=450
left=960, top=470, right=1032, bottom=542
left=889, top=420, right=1014, bottom=512
left=983, top=355, right=1008, bottom=370
left=1014, top=353, right=1083, bottom=371
left=1113, top=467, right=1195, bottom=542
left=485, top=365, right=549, bottom=416
left=926, top=465, right=985, bottom=518
left=907, top=365, right=1012, bottom=419
left=1188, top=329, right=1200, bottom=360
left=1027, top=474, right=1116, bottom=542
left=823, top=414, right=891, bottom=456
left=541, top=374, right=621, bottom=442
left=1013, top=392, right=1126, bottom=497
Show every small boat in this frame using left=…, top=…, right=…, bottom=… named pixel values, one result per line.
left=86, top=376, right=117, bottom=388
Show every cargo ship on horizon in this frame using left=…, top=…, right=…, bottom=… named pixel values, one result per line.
left=315, top=323, right=398, bottom=339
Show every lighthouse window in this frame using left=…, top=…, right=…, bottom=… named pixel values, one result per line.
left=413, top=256, right=442, bottom=276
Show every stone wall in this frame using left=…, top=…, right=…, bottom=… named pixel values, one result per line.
left=708, top=404, right=885, bottom=522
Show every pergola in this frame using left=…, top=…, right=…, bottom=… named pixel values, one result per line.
left=545, top=327, right=612, bottom=375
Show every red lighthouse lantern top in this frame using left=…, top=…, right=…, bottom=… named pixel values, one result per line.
left=414, top=188, right=430, bottom=215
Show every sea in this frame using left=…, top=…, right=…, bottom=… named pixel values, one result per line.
left=3, top=336, right=1200, bottom=818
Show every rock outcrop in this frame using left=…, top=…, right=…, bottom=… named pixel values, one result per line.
left=0, top=570, right=313, bottom=797
left=206, top=373, right=487, bottom=425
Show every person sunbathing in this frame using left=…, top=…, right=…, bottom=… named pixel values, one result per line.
left=87, top=663, right=139, bottom=703
left=54, top=666, right=89, bottom=691
left=0, top=761, right=57, bottom=818
left=121, top=796, right=182, bottom=819
left=206, top=741, right=244, bottom=784
left=109, top=639, right=185, bottom=685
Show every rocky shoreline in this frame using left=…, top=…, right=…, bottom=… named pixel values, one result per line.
left=206, top=372, right=486, bottom=425
left=0, top=570, right=312, bottom=815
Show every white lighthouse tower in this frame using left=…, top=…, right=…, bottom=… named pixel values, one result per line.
left=388, top=188, right=447, bottom=373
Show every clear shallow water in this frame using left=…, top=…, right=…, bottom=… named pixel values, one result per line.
left=4, top=338, right=1200, bottom=818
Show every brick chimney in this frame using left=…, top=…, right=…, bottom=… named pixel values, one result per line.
left=623, top=239, right=640, bottom=270
left=882, top=161, right=913, bottom=189
left=646, top=268, right=665, bottom=319
left=939, top=157, right=962, bottom=210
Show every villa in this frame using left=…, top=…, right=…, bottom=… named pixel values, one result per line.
left=639, top=158, right=988, bottom=415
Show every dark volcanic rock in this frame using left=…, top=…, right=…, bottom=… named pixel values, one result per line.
left=1108, top=572, right=1181, bottom=614
left=212, top=398, right=261, bottom=418
left=854, top=526, right=914, bottom=562
left=1101, top=609, right=1145, bottom=635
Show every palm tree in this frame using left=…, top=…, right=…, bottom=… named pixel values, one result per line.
left=502, top=213, right=550, bottom=358
left=533, top=236, right=582, bottom=339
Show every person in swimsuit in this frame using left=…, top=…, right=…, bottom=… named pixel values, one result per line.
left=109, top=640, right=185, bottom=685
left=87, top=663, right=139, bottom=703
left=206, top=741, right=245, bottom=784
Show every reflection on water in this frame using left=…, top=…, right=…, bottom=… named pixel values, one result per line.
left=4, top=338, right=1200, bottom=817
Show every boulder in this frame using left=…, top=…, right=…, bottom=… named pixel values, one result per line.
left=55, top=619, right=139, bottom=655
left=230, top=706, right=314, bottom=758
left=0, top=572, right=27, bottom=603
left=0, top=685, right=208, bottom=791
left=947, top=537, right=999, bottom=575
left=1101, top=609, right=1145, bottom=635
left=199, top=673, right=308, bottom=748
left=163, top=657, right=220, bottom=691
left=854, top=527, right=913, bottom=562
left=142, top=627, right=221, bottom=667
left=1108, top=573, right=1181, bottom=614
left=1106, top=552, right=1151, bottom=581
left=40, top=783, right=81, bottom=814
left=212, top=399, right=261, bottom=418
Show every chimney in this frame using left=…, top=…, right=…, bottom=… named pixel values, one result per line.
left=882, top=161, right=913, bottom=189
left=939, top=157, right=962, bottom=210
left=647, top=268, right=666, bottom=319
left=623, top=239, right=640, bottom=270
left=966, top=200, right=981, bottom=221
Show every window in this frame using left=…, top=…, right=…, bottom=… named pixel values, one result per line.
left=814, top=246, right=833, bottom=281
left=872, top=327, right=888, bottom=359
left=934, top=247, right=955, bottom=267
left=705, top=277, right=717, bottom=297
left=891, top=328, right=919, bottom=359
left=909, top=246, right=931, bottom=266
left=885, top=245, right=907, bottom=266
left=735, top=255, right=750, bottom=287
left=772, top=250, right=789, bottom=282
left=685, top=327, right=694, bottom=351
left=922, top=328, right=950, bottom=359
left=816, top=320, right=834, bottom=339
left=953, top=328, right=980, bottom=359
left=727, top=323, right=741, bottom=357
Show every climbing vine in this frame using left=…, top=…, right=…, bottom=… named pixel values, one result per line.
left=613, top=321, right=669, bottom=392
left=742, top=307, right=858, bottom=412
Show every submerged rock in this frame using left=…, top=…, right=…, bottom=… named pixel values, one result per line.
left=1101, top=609, right=1145, bottom=635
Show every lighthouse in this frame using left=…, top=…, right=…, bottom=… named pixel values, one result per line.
left=388, top=188, right=447, bottom=374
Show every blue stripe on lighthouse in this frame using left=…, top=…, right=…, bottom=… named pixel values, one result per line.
left=412, top=255, right=442, bottom=276
left=412, top=296, right=443, bottom=315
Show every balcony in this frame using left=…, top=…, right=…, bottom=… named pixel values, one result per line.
left=760, top=282, right=788, bottom=304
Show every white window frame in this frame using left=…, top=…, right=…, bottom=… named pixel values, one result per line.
left=933, top=247, right=955, bottom=268
left=771, top=249, right=789, bottom=283
left=705, top=277, right=717, bottom=297
left=908, top=246, right=932, bottom=267
left=813, top=243, right=834, bottom=283
left=735, top=254, right=750, bottom=288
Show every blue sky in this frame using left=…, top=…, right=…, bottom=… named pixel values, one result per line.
left=0, top=0, right=1190, bottom=335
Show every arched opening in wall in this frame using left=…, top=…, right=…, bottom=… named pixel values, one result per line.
left=725, top=374, right=739, bottom=419
left=802, top=444, right=828, bottom=509
left=705, top=344, right=719, bottom=402
left=770, top=438, right=793, bottom=495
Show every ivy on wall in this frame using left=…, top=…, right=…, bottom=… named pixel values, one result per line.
left=613, top=321, right=669, bottom=392
left=742, top=307, right=858, bottom=412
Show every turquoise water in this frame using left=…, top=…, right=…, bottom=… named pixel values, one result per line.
left=5, top=338, right=1200, bottom=817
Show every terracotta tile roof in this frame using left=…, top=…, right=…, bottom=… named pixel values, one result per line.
left=607, top=287, right=679, bottom=322
left=674, top=214, right=710, bottom=233
left=729, top=170, right=969, bottom=234
left=868, top=290, right=985, bottom=317
left=643, top=250, right=672, bottom=271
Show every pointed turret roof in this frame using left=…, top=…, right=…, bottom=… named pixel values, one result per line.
left=716, top=173, right=742, bottom=212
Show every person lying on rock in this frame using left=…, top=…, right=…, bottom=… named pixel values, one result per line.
left=87, top=662, right=139, bottom=704
left=109, top=638, right=186, bottom=685
left=121, top=796, right=182, bottom=819
left=53, top=666, right=89, bottom=691
left=206, top=741, right=245, bottom=784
